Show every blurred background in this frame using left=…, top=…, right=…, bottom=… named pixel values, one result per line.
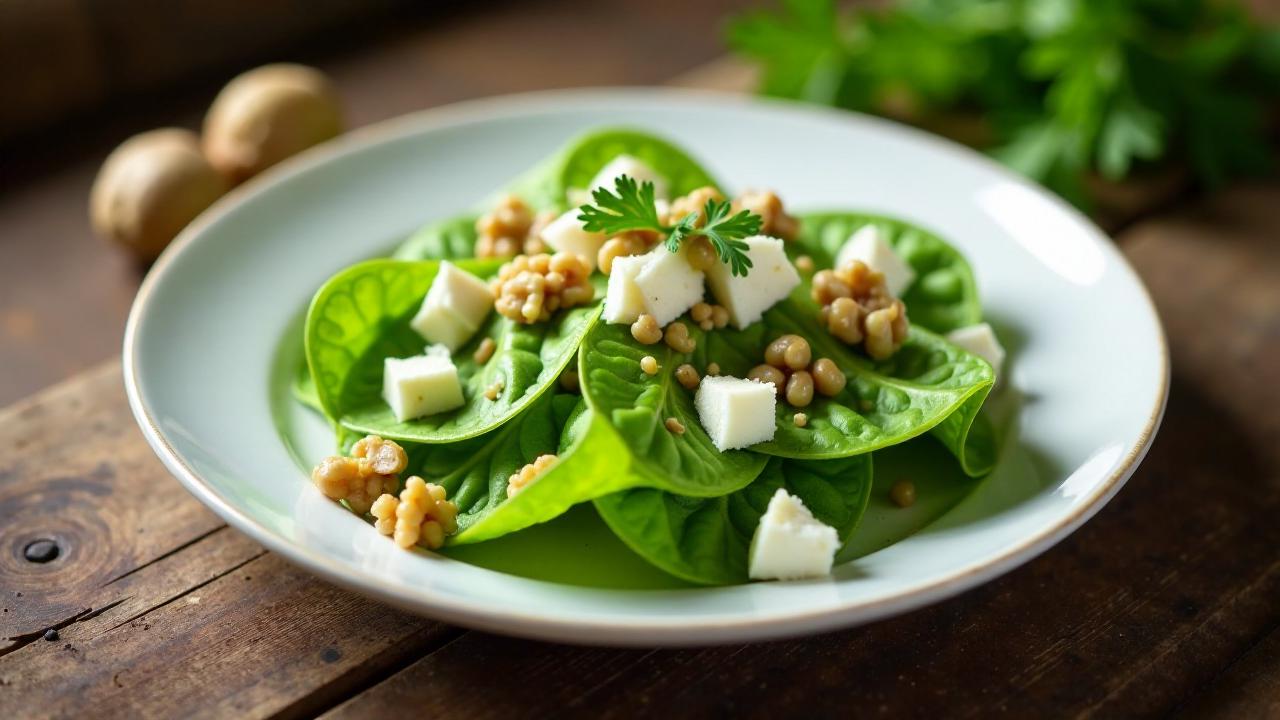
left=1, top=0, right=1276, bottom=406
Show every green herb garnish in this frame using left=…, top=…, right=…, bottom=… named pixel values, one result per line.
left=578, top=175, right=762, bottom=276
left=726, top=0, right=1280, bottom=207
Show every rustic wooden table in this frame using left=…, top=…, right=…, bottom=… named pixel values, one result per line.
left=3, top=3, right=1279, bottom=717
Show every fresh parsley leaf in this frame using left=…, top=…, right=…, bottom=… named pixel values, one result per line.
left=727, top=0, right=1280, bottom=207
left=698, top=200, right=760, bottom=276
left=581, top=176, right=762, bottom=277
left=576, top=175, right=665, bottom=236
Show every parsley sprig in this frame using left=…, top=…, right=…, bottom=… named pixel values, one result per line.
left=577, top=175, right=761, bottom=276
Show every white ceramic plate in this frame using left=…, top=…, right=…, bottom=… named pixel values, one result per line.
left=124, top=89, right=1167, bottom=646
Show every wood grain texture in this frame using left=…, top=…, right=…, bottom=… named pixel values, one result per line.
left=0, top=365, right=454, bottom=719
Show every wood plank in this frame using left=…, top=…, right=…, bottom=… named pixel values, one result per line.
left=0, top=366, right=456, bottom=718
left=322, top=183, right=1280, bottom=718
left=1179, top=627, right=1280, bottom=718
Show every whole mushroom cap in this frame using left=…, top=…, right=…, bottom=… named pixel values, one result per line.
left=89, top=128, right=228, bottom=260
left=202, top=63, right=344, bottom=184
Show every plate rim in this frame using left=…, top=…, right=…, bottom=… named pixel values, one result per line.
left=122, top=87, right=1170, bottom=646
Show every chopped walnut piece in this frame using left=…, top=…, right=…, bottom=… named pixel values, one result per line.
left=473, top=337, right=497, bottom=364
left=371, top=476, right=458, bottom=549
left=674, top=363, right=700, bottom=390
left=664, top=322, right=696, bottom=354
left=507, top=454, right=558, bottom=498
left=598, top=230, right=658, bottom=275
left=351, top=435, right=408, bottom=476
left=733, top=190, right=800, bottom=240
left=664, top=417, right=686, bottom=435
left=640, top=356, right=659, bottom=375
left=666, top=186, right=724, bottom=227
left=559, top=370, right=580, bottom=393
left=525, top=210, right=558, bottom=255
left=755, top=336, right=850, bottom=408
left=491, top=252, right=594, bottom=324
left=311, top=435, right=408, bottom=515
left=813, top=260, right=909, bottom=360
left=890, top=479, right=916, bottom=508
left=311, top=456, right=395, bottom=515
left=476, top=194, right=533, bottom=259
left=631, top=314, right=662, bottom=344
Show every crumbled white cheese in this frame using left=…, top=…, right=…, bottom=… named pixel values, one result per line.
left=540, top=209, right=607, bottom=270
left=694, top=375, right=776, bottom=451
left=602, top=253, right=651, bottom=324
left=566, top=188, right=591, bottom=207
left=588, top=154, right=669, bottom=200
left=410, top=261, right=493, bottom=351
left=835, top=225, right=916, bottom=297
left=946, top=322, right=1005, bottom=377
left=382, top=353, right=465, bottom=422
left=748, top=489, right=839, bottom=581
left=633, top=246, right=705, bottom=327
left=704, top=235, right=800, bottom=329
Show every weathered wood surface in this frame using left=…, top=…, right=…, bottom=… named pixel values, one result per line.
left=2, top=181, right=1277, bottom=718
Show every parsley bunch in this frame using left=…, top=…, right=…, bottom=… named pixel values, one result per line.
left=727, top=0, right=1280, bottom=206
left=577, top=176, right=761, bottom=276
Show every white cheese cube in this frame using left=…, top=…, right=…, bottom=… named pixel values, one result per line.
left=410, top=261, right=494, bottom=351
left=835, top=225, right=916, bottom=297
left=566, top=188, right=591, bottom=208
left=603, top=253, right=650, bottom=324
left=748, top=489, right=839, bottom=581
left=382, top=354, right=465, bottom=422
left=540, top=210, right=607, bottom=270
left=633, top=246, right=705, bottom=327
left=588, top=154, right=669, bottom=200
left=946, top=322, right=1005, bottom=377
left=694, top=375, right=776, bottom=451
left=705, top=235, right=800, bottom=330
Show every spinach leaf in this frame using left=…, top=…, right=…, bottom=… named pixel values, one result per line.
left=392, top=129, right=721, bottom=260
left=792, top=212, right=982, bottom=333
left=594, top=454, right=873, bottom=585
left=579, top=322, right=769, bottom=497
left=340, top=391, right=578, bottom=541
left=292, top=358, right=323, bottom=414
left=335, top=394, right=630, bottom=545
left=689, top=295, right=995, bottom=476
left=393, top=213, right=480, bottom=261
left=553, top=128, right=723, bottom=205
left=305, top=258, right=601, bottom=444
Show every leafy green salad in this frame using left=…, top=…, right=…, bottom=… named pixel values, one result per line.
left=297, top=128, right=1007, bottom=585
